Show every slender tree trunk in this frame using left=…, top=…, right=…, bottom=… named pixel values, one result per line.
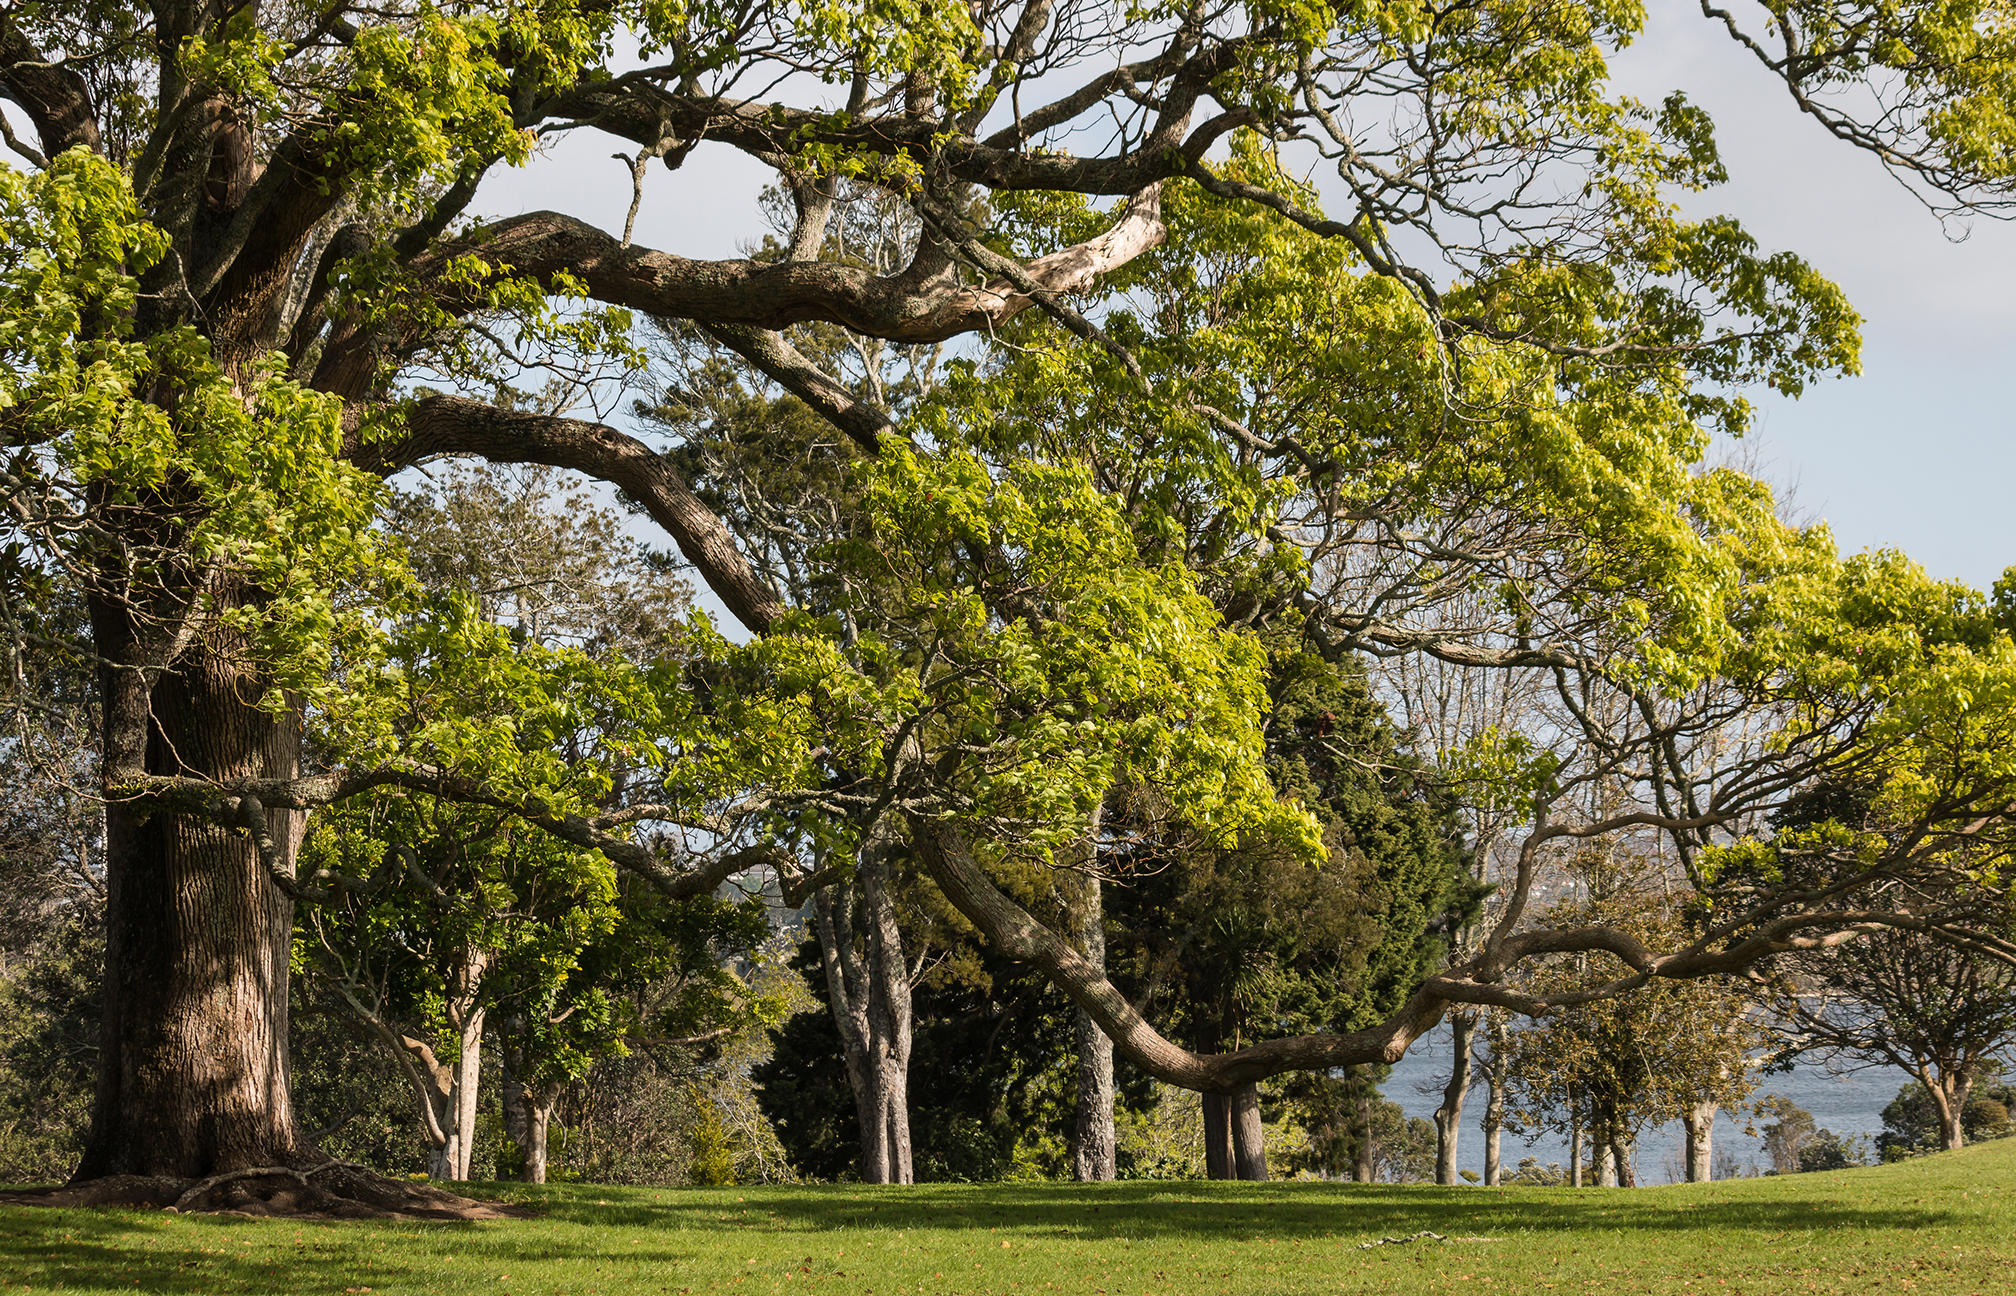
left=1569, top=1113, right=1583, bottom=1188
left=517, top=1082, right=563, bottom=1184
left=1683, top=1100, right=1717, bottom=1183
left=1482, top=1065, right=1504, bottom=1187
left=77, top=617, right=306, bottom=1180
left=813, top=829, right=915, bottom=1184
left=1352, top=1076, right=1375, bottom=1183
left=1201, top=1091, right=1232, bottom=1179
left=1433, top=1012, right=1475, bottom=1185
left=1068, top=864, right=1115, bottom=1182
left=424, top=1008, right=485, bottom=1181
left=500, top=1037, right=530, bottom=1160
left=1229, top=1084, right=1268, bottom=1181
left=1483, top=1023, right=1499, bottom=1185
left=369, top=944, right=492, bottom=1182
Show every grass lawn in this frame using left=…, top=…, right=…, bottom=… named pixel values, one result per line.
left=3, top=1137, right=2011, bottom=1296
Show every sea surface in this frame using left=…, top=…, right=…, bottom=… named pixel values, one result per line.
left=1380, top=1022, right=1902, bottom=1183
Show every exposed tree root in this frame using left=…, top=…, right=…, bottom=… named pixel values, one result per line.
left=1355, top=1231, right=1504, bottom=1249
left=0, top=1161, right=535, bottom=1220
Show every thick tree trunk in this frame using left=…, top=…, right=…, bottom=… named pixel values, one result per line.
left=1434, top=1013, right=1475, bottom=1185
left=77, top=617, right=306, bottom=1180
left=1072, top=1007, right=1117, bottom=1180
left=1201, top=1092, right=1232, bottom=1179
left=1592, top=1117, right=1616, bottom=1188
left=1928, top=1069, right=1971, bottom=1153
left=1068, top=863, right=1116, bottom=1181
left=1230, top=1084, right=1268, bottom=1181
left=1613, top=1130, right=1635, bottom=1188
left=813, top=832, right=915, bottom=1184
left=1683, top=1100, right=1717, bottom=1182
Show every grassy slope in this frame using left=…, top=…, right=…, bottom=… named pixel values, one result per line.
left=2, top=1138, right=2011, bottom=1296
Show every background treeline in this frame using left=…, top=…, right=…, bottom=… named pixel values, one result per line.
left=2, top=463, right=2008, bottom=1187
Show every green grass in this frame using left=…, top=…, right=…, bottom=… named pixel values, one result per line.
left=3, top=1138, right=2013, bottom=1296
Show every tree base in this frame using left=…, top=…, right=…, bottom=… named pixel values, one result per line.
left=0, top=1163, right=534, bottom=1220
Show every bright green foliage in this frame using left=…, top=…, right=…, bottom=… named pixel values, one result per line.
left=958, top=142, right=1856, bottom=696
left=0, top=151, right=386, bottom=705
left=746, top=443, right=1321, bottom=864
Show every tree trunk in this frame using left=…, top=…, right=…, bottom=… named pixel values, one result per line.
left=813, top=830, right=915, bottom=1184
left=1352, top=1077, right=1375, bottom=1184
left=1201, top=1091, right=1232, bottom=1179
left=1433, top=1012, right=1475, bottom=1185
left=1683, top=1100, right=1716, bottom=1182
left=1483, top=1023, right=1499, bottom=1185
left=1929, top=1069, right=1972, bottom=1153
left=363, top=943, right=492, bottom=1183
left=1230, top=1084, right=1268, bottom=1181
left=516, top=1080, right=563, bottom=1184
left=77, top=619, right=306, bottom=1180
left=1069, top=870, right=1115, bottom=1181
left=422, top=1003, right=485, bottom=1181
left=1592, top=1117, right=1615, bottom=1188
left=1613, top=1129, right=1635, bottom=1188
left=1569, top=1113, right=1583, bottom=1188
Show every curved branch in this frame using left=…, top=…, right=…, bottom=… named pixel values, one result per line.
left=702, top=323, right=894, bottom=454
left=910, top=816, right=1450, bottom=1090
left=0, top=18, right=100, bottom=159
left=372, top=395, right=785, bottom=635
left=421, top=183, right=1165, bottom=345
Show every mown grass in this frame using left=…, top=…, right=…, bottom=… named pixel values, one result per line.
left=3, top=1136, right=2012, bottom=1296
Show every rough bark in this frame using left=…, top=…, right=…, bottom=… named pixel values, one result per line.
left=1613, top=1130, right=1636, bottom=1188
left=1201, top=1092, right=1232, bottom=1180
left=1683, top=1100, right=1717, bottom=1183
left=812, top=833, right=915, bottom=1184
left=1433, top=1013, right=1476, bottom=1185
left=1229, top=1084, right=1269, bottom=1181
left=77, top=608, right=306, bottom=1180
left=0, top=17, right=102, bottom=158
left=412, top=186, right=1167, bottom=347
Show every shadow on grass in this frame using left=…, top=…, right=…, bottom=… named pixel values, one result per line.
left=518, top=1177, right=1966, bottom=1245
left=0, top=1174, right=1974, bottom=1290
left=0, top=1208, right=459, bottom=1293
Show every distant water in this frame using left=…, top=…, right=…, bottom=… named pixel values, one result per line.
left=1381, top=1023, right=1901, bottom=1183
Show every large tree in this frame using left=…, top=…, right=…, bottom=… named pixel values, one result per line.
left=6, top=0, right=2016, bottom=1197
